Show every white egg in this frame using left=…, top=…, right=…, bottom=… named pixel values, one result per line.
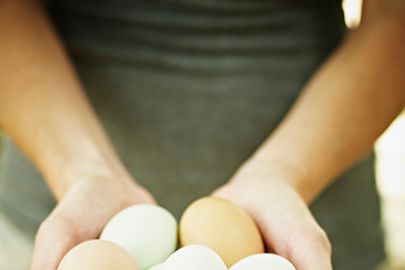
left=229, top=254, right=296, bottom=270
left=100, top=204, right=178, bottom=270
left=161, top=245, right=227, bottom=270
left=147, top=263, right=164, bottom=270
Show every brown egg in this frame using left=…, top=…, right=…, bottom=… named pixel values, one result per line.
left=179, top=197, right=264, bottom=268
left=58, top=240, right=139, bottom=270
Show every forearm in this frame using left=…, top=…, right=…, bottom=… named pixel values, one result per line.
left=236, top=6, right=405, bottom=203
left=0, top=0, right=130, bottom=200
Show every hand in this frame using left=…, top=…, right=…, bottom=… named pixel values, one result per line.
left=30, top=175, right=155, bottom=270
left=211, top=163, right=332, bottom=270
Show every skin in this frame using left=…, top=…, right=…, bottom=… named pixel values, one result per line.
left=0, top=1, right=156, bottom=269
left=213, top=1, right=405, bottom=269
left=0, top=0, right=404, bottom=270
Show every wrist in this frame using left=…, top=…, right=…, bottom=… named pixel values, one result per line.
left=229, top=155, right=318, bottom=204
left=44, top=153, right=135, bottom=201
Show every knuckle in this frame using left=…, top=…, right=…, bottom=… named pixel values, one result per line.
left=35, top=217, right=53, bottom=243
left=287, top=223, right=332, bottom=255
left=36, top=210, right=78, bottom=240
left=313, top=226, right=332, bottom=254
left=37, top=216, right=53, bottom=236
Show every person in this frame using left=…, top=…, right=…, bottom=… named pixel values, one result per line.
left=0, top=0, right=404, bottom=269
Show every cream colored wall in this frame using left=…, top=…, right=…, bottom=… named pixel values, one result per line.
left=376, top=111, right=405, bottom=270
left=342, top=0, right=363, bottom=29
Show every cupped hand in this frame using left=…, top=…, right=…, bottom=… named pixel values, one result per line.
left=212, top=163, right=332, bottom=270
left=30, top=175, right=155, bottom=270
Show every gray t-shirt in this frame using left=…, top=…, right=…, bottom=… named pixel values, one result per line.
left=0, top=1, right=385, bottom=269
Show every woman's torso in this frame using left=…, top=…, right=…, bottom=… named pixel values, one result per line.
left=0, top=1, right=385, bottom=269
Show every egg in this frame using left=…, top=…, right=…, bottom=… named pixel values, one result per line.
left=229, top=254, right=296, bottom=270
left=100, top=204, right=178, bottom=270
left=147, top=263, right=164, bottom=270
left=57, top=240, right=138, bottom=270
left=179, top=197, right=264, bottom=268
left=160, top=244, right=227, bottom=270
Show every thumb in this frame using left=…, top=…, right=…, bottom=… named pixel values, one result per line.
left=30, top=212, right=83, bottom=270
left=263, top=222, right=332, bottom=270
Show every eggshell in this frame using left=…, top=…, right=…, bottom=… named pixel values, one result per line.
left=180, top=197, right=264, bottom=268
left=100, top=204, right=178, bottom=270
left=147, top=263, right=164, bottom=270
left=161, top=244, right=227, bottom=270
left=229, top=253, right=296, bottom=270
left=57, top=239, right=138, bottom=270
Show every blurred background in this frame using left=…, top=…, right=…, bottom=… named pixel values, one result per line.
left=376, top=110, right=405, bottom=270
left=0, top=0, right=405, bottom=269
left=341, top=0, right=405, bottom=269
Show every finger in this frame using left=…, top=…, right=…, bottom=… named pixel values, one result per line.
left=30, top=212, right=81, bottom=270
left=30, top=182, right=116, bottom=270
left=263, top=223, right=332, bottom=270
left=288, top=226, right=332, bottom=270
left=30, top=178, right=156, bottom=270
